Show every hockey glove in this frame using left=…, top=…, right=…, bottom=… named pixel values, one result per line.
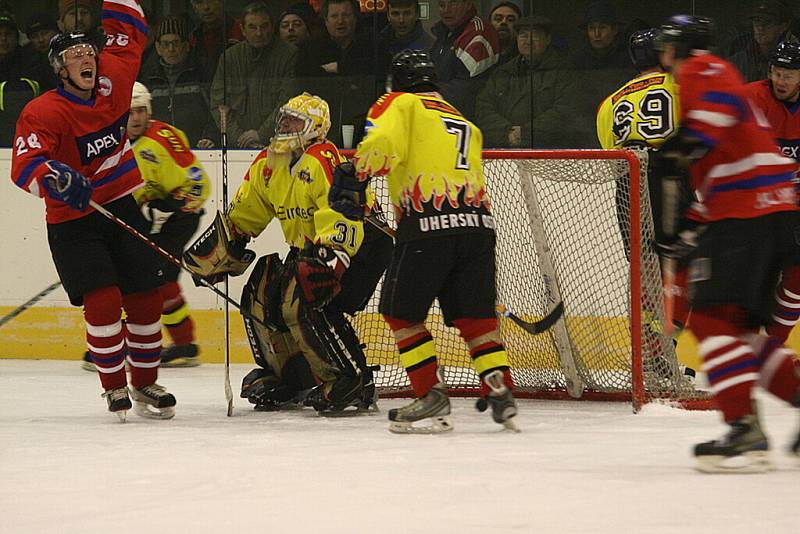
left=329, top=162, right=368, bottom=221
left=42, top=160, right=93, bottom=211
left=295, top=243, right=350, bottom=309
left=656, top=219, right=705, bottom=261
left=183, top=211, right=256, bottom=285
left=140, top=197, right=186, bottom=234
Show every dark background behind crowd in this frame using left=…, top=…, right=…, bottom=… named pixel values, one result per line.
left=1, top=0, right=798, bottom=150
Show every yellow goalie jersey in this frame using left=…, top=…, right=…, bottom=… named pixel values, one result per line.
left=132, top=120, right=210, bottom=212
left=229, top=141, right=366, bottom=257
left=596, top=71, right=680, bottom=149
left=354, top=92, right=495, bottom=242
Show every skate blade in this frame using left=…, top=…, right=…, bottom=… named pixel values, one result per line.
left=694, top=451, right=772, bottom=474
left=133, top=402, right=176, bottom=420
left=500, top=418, right=521, bottom=433
left=389, top=415, right=454, bottom=434
left=318, top=403, right=380, bottom=417
left=160, top=358, right=200, bottom=368
left=113, top=410, right=128, bottom=423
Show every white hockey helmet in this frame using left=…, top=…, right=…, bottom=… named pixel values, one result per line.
left=269, top=92, right=331, bottom=154
left=131, top=81, right=152, bottom=115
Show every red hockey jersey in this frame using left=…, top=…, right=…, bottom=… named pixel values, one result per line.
left=677, top=54, right=799, bottom=222
left=743, top=79, right=800, bottom=161
left=11, top=0, right=148, bottom=224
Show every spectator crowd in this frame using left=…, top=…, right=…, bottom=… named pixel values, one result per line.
left=2, top=0, right=798, bottom=149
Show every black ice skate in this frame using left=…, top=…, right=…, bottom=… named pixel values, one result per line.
left=102, top=387, right=132, bottom=423
left=304, top=370, right=378, bottom=416
left=240, top=368, right=307, bottom=411
left=130, top=383, right=177, bottom=420
left=694, top=414, right=770, bottom=473
left=388, top=384, right=452, bottom=434
left=160, top=343, right=200, bottom=368
left=475, top=370, right=520, bottom=432
left=82, top=351, right=95, bottom=372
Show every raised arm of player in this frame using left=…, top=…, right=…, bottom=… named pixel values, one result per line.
left=99, top=0, right=149, bottom=82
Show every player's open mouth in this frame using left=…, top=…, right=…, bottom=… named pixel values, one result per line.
left=81, top=69, right=93, bottom=79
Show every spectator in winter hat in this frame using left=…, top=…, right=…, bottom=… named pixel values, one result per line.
left=278, top=3, right=315, bottom=46
left=58, top=0, right=95, bottom=33
left=24, top=13, right=59, bottom=55
left=730, top=0, right=798, bottom=81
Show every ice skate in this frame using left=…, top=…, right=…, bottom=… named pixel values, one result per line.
left=694, top=414, right=771, bottom=473
left=159, top=343, right=200, bottom=368
left=305, top=371, right=378, bottom=416
left=240, top=368, right=308, bottom=411
left=388, top=385, right=452, bottom=434
left=82, top=352, right=96, bottom=372
left=102, top=387, right=132, bottom=423
left=475, top=370, right=520, bottom=432
left=130, top=383, right=176, bottom=420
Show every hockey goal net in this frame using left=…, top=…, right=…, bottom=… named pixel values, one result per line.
left=350, top=149, right=711, bottom=411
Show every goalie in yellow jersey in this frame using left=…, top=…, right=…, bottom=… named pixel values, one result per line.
left=329, top=50, right=518, bottom=433
left=184, top=93, right=392, bottom=413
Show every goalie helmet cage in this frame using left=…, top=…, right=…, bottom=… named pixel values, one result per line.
left=349, top=149, right=712, bottom=412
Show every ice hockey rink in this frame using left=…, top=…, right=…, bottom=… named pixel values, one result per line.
left=0, top=360, right=797, bottom=534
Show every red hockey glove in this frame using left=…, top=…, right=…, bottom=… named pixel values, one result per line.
left=295, top=243, right=350, bottom=309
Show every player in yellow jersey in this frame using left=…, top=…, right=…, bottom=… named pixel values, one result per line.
left=130, top=82, right=210, bottom=366
left=597, top=30, right=694, bottom=381
left=184, top=93, right=392, bottom=413
left=329, top=50, right=518, bottom=433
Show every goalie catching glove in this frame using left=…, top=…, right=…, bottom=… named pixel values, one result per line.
left=295, top=242, right=350, bottom=309
left=140, top=196, right=186, bottom=234
left=183, top=211, right=256, bottom=284
left=329, top=161, right=369, bottom=221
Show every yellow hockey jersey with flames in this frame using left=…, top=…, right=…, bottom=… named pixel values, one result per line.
left=596, top=71, right=680, bottom=149
left=354, top=92, right=494, bottom=242
left=132, top=120, right=210, bottom=212
left=229, top=141, right=366, bottom=257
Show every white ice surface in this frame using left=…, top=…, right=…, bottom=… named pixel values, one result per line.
left=1, top=360, right=797, bottom=534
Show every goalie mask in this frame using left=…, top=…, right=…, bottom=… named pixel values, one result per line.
left=269, top=93, right=331, bottom=154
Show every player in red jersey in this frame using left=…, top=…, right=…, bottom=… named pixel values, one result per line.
left=653, top=15, right=800, bottom=472
left=744, top=41, right=800, bottom=342
left=9, top=0, right=176, bottom=422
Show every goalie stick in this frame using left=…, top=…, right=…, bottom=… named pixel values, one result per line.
left=660, top=176, right=681, bottom=338
left=0, top=281, right=63, bottom=328
left=363, top=214, right=564, bottom=336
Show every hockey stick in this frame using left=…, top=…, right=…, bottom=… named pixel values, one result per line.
left=86, top=199, right=268, bottom=330
left=219, top=100, right=234, bottom=416
left=0, top=281, right=63, bottom=328
left=661, top=176, right=681, bottom=338
left=363, top=215, right=564, bottom=336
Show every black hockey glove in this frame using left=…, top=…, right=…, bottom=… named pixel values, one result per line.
left=655, top=219, right=705, bottom=261
left=650, top=129, right=710, bottom=178
left=140, top=197, right=186, bottom=234
left=329, top=162, right=368, bottom=221
left=42, top=160, right=93, bottom=211
left=295, top=243, right=350, bottom=309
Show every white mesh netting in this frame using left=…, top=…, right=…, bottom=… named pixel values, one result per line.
left=352, top=150, right=709, bottom=406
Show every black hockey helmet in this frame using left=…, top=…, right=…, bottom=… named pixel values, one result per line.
left=629, top=28, right=661, bottom=71
left=771, top=40, right=800, bottom=70
left=48, top=31, right=97, bottom=72
left=655, top=15, right=715, bottom=59
left=389, top=49, right=438, bottom=93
